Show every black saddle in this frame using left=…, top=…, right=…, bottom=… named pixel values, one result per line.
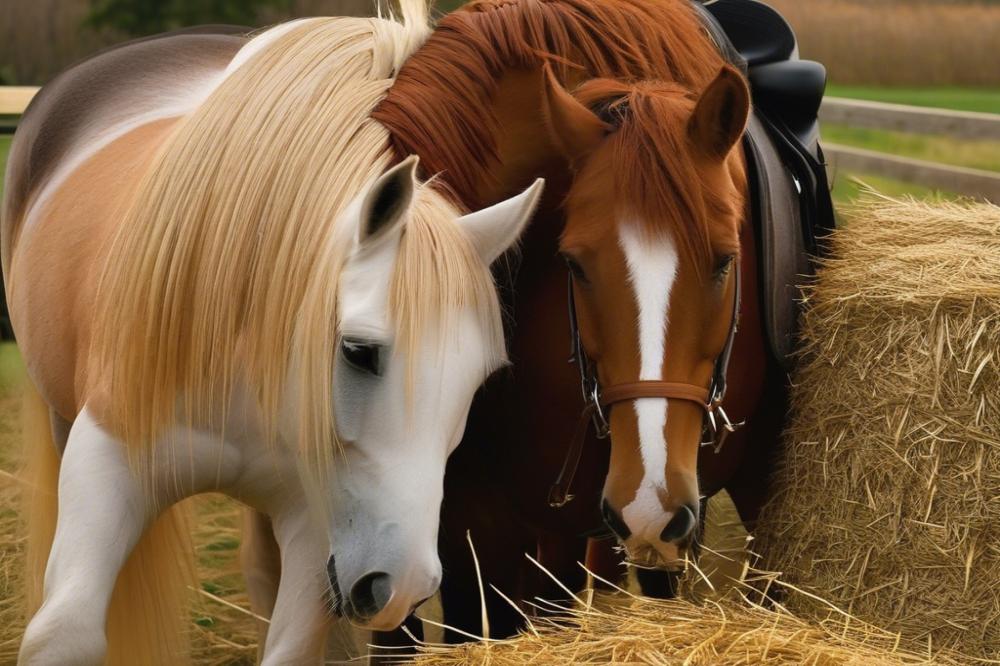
left=694, top=0, right=835, bottom=369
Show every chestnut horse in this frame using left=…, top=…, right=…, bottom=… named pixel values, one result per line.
left=374, top=0, right=787, bottom=641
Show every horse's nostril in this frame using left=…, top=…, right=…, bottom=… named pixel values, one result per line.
left=327, top=555, right=343, bottom=615
left=602, top=499, right=632, bottom=540
left=659, top=504, right=698, bottom=544
left=349, top=572, right=393, bottom=620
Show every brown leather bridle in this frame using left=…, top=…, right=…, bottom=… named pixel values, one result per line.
left=547, top=262, right=744, bottom=508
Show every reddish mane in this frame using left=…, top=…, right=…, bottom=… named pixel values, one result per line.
left=571, top=79, right=746, bottom=272
left=374, top=0, right=725, bottom=207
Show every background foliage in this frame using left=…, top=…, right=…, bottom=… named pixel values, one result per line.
left=84, top=0, right=293, bottom=36
left=0, top=0, right=373, bottom=85
left=3, top=0, right=996, bottom=87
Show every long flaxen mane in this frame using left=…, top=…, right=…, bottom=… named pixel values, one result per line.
left=92, top=6, right=504, bottom=472
left=374, top=0, right=727, bottom=208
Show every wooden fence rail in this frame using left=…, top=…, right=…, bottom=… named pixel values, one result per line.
left=0, top=86, right=39, bottom=117
left=819, top=97, right=1000, bottom=142
left=1, top=87, right=998, bottom=201
left=823, top=143, right=1000, bottom=202
left=819, top=97, right=1000, bottom=203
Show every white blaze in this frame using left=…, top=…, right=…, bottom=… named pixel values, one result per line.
left=618, top=222, right=679, bottom=536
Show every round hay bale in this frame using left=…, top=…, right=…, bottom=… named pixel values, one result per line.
left=756, top=196, right=1000, bottom=659
left=410, top=591, right=948, bottom=665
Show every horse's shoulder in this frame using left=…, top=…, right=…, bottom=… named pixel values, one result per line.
left=4, top=26, right=250, bottom=229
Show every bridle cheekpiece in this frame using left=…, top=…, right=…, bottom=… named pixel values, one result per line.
left=547, top=262, right=744, bottom=508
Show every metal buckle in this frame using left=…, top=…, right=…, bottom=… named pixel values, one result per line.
left=701, top=384, right=744, bottom=453
left=547, top=486, right=574, bottom=508
left=589, top=382, right=611, bottom=439
left=711, top=405, right=744, bottom=453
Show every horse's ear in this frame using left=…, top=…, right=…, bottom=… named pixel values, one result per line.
left=359, top=155, right=419, bottom=244
left=689, top=65, right=751, bottom=160
left=541, top=63, right=610, bottom=163
left=458, top=179, right=545, bottom=264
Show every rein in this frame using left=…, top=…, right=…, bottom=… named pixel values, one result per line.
left=547, top=262, right=744, bottom=508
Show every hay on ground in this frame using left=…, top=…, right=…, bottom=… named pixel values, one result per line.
left=410, top=584, right=954, bottom=665
left=756, top=195, right=1000, bottom=659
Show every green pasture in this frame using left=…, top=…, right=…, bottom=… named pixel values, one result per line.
left=824, top=120, right=1000, bottom=205
left=823, top=124, right=1000, bottom=174
left=0, top=343, right=24, bottom=474
left=826, top=85, right=1000, bottom=114
left=825, top=85, right=1000, bottom=204
left=0, top=135, right=10, bottom=199
left=0, top=343, right=24, bottom=393
left=830, top=173, right=944, bottom=205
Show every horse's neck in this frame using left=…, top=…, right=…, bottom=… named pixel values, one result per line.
left=473, top=67, right=567, bottom=206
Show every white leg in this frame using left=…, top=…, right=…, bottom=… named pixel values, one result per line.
left=259, top=503, right=332, bottom=666
left=19, top=411, right=154, bottom=666
left=240, top=508, right=282, bottom=661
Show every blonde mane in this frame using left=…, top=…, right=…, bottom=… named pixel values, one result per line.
left=92, top=6, right=503, bottom=470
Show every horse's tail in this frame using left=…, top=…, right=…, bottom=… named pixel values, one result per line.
left=105, top=500, right=197, bottom=666
left=21, top=380, right=198, bottom=666
left=22, top=380, right=59, bottom=617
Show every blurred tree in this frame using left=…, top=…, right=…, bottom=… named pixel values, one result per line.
left=437, top=0, right=466, bottom=10
left=85, top=0, right=293, bottom=36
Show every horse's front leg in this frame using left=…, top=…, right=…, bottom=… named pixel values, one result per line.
left=258, top=502, right=333, bottom=666
left=240, top=507, right=282, bottom=661
left=19, top=409, right=155, bottom=666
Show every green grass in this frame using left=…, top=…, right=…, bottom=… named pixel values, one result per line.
left=0, top=343, right=25, bottom=476
left=826, top=85, right=1000, bottom=114
left=823, top=86, right=1000, bottom=205
left=830, top=173, right=947, bottom=208
left=0, top=135, right=10, bottom=200
left=0, top=343, right=25, bottom=396
left=823, top=125, right=1000, bottom=173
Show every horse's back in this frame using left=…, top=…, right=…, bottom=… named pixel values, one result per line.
left=2, top=27, right=249, bottom=418
left=2, top=26, right=249, bottom=262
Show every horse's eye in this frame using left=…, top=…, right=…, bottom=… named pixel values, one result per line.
left=561, top=254, right=589, bottom=284
left=713, top=254, right=735, bottom=280
left=341, top=339, right=381, bottom=375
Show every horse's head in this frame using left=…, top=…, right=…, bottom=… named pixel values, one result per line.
left=305, top=157, right=542, bottom=630
left=542, top=66, right=750, bottom=568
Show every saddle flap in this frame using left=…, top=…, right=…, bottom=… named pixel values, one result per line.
left=743, top=114, right=811, bottom=368
left=696, top=0, right=837, bottom=369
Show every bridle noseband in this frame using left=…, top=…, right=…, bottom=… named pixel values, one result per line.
left=547, top=262, right=744, bottom=508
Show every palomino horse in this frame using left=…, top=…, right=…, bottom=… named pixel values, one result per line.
left=3, top=8, right=543, bottom=664
left=374, top=0, right=787, bottom=640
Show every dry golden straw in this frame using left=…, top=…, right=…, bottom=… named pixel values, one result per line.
left=756, top=195, right=1000, bottom=660
left=768, top=0, right=1000, bottom=87
left=410, top=586, right=951, bottom=666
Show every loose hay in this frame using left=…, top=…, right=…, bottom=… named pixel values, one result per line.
left=756, top=195, right=1000, bottom=659
left=0, top=389, right=25, bottom=663
left=410, top=587, right=949, bottom=665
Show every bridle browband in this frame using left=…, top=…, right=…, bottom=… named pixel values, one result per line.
left=547, top=261, right=744, bottom=508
